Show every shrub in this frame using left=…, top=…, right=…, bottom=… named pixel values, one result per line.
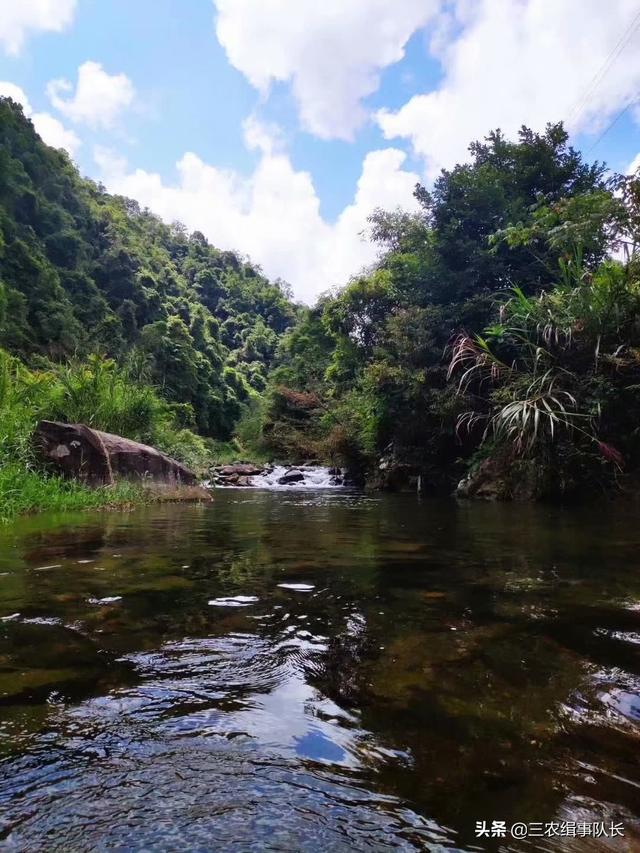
left=449, top=256, right=640, bottom=492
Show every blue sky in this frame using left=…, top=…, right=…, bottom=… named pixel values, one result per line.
left=1, top=0, right=639, bottom=302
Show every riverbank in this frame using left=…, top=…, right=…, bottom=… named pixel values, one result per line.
left=0, top=464, right=149, bottom=522
left=0, top=349, right=219, bottom=523
left=0, top=465, right=214, bottom=524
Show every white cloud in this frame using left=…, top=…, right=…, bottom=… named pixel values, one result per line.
left=94, top=124, right=420, bottom=302
left=0, top=82, right=32, bottom=112
left=242, top=114, right=285, bottom=155
left=0, top=0, right=75, bottom=56
left=47, top=61, right=134, bottom=129
left=0, top=81, right=80, bottom=156
left=213, top=0, right=439, bottom=140
left=93, top=145, right=128, bottom=177
left=31, top=111, right=80, bottom=156
left=377, top=0, right=640, bottom=178
left=628, top=153, right=640, bottom=175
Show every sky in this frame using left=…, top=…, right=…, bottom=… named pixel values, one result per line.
left=0, top=0, right=639, bottom=304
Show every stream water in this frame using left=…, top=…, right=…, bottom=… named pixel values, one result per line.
left=247, top=465, right=343, bottom=489
left=0, top=489, right=639, bottom=851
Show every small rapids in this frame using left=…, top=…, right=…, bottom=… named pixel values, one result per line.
left=250, top=465, right=342, bottom=489
left=209, top=465, right=346, bottom=490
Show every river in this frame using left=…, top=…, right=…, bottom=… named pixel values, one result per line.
left=0, top=489, right=639, bottom=850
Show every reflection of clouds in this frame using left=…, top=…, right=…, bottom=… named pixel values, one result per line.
left=109, top=626, right=404, bottom=771
left=606, top=689, right=640, bottom=721
left=5, top=621, right=436, bottom=850
left=594, top=629, right=640, bottom=646
left=9, top=491, right=640, bottom=849
left=562, top=667, right=640, bottom=740
left=208, top=596, right=260, bottom=607
left=592, top=667, right=640, bottom=725
left=547, top=797, right=640, bottom=853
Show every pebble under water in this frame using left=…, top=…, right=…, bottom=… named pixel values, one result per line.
left=0, top=490, right=639, bottom=851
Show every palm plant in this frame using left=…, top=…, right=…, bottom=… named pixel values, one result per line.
left=449, top=255, right=638, bottom=470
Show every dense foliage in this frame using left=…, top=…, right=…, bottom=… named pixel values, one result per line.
left=2, top=93, right=639, bottom=504
left=264, top=124, right=640, bottom=497
left=0, top=349, right=160, bottom=519
left=0, top=97, right=296, bottom=442
left=0, top=95, right=300, bottom=516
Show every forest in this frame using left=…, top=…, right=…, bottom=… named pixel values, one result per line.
left=1, top=95, right=640, bottom=515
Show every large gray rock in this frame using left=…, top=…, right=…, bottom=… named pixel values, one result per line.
left=35, top=420, right=197, bottom=487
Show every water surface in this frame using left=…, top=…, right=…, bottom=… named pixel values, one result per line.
left=1, top=491, right=639, bottom=850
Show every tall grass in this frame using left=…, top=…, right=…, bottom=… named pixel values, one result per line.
left=0, top=349, right=211, bottom=521
left=0, top=463, right=146, bottom=523
left=39, top=354, right=170, bottom=442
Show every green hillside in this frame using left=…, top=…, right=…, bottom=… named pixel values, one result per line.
left=0, top=97, right=296, bottom=441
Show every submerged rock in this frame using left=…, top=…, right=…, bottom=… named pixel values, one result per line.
left=148, top=484, right=213, bottom=503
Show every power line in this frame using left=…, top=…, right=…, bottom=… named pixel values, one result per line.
left=566, top=5, right=640, bottom=127
left=586, top=95, right=638, bottom=154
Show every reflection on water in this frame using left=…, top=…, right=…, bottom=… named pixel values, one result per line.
left=0, top=491, right=639, bottom=850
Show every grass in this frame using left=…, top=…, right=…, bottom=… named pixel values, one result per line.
left=0, top=463, right=149, bottom=523
left=0, top=349, right=215, bottom=522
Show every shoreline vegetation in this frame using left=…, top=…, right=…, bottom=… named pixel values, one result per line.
left=1, top=96, right=640, bottom=519
left=0, top=467, right=146, bottom=522
left=0, top=350, right=250, bottom=522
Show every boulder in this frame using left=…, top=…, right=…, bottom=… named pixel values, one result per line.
left=35, top=420, right=197, bottom=487
left=374, top=443, right=421, bottom=491
left=219, top=464, right=264, bottom=476
left=455, top=453, right=543, bottom=501
left=278, top=469, right=305, bottom=485
left=209, top=463, right=265, bottom=487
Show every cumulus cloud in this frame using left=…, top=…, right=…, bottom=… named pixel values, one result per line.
left=628, top=152, right=640, bottom=175
left=242, top=114, right=285, bottom=155
left=29, top=111, right=80, bottom=156
left=0, top=82, right=32, bottom=112
left=378, top=0, right=640, bottom=178
left=94, top=123, right=420, bottom=302
left=213, top=0, right=439, bottom=140
left=47, top=60, right=135, bottom=129
left=0, top=81, right=80, bottom=156
left=0, top=0, right=75, bottom=56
